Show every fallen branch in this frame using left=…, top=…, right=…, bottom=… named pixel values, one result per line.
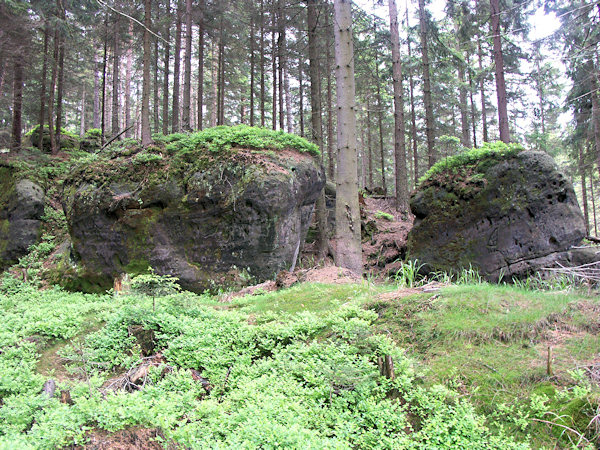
left=586, top=235, right=600, bottom=244
left=99, top=124, right=135, bottom=151
left=532, top=418, right=590, bottom=445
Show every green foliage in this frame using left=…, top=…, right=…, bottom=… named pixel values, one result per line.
left=394, top=260, right=426, bottom=288
left=374, top=210, right=394, bottom=221
left=163, top=125, right=320, bottom=156
left=130, top=268, right=181, bottom=311
left=84, top=128, right=102, bottom=138
left=419, top=141, right=525, bottom=185
left=0, top=280, right=535, bottom=448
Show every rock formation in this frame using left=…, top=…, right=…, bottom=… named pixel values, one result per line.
left=62, top=145, right=325, bottom=292
left=0, top=167, right=45, bottom=269
left=407, top=148, right=595, bottom=280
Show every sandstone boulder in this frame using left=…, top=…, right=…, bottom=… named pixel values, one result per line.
left=407, top=148, right=593, bottom=280
left=62, top=144, right=325, bottom=292
left=0, top=167, right=45, bottom=268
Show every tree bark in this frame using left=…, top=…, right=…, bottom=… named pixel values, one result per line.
left=326, top=31, right=335, bottom=180
left=210, top=40, right=218, bottom=127
left=406, top=7, right=419, bottom=185
left=374, top=40, right=387, bottom=194
left=172, top=2, right=182, bottom=132
left=55, top=3, right=65, bottom=150
left=197, top=0, right=205, bottom=130
left=277, top=0, right=285, bottom=131
left=591, top=70, right=600, bottom=180
left=590, top=172, right=598, bottom=236
left=48, top=26, right=59, bottom=154
left=39, top=23, right=50, bottom=150
left=125, top=20, right=133, bottom=137
left=467, top=53, right=477, bottom=148
left=249, top=11, right=255, bottom=126
left=141, top=0, right=152, bottom=146
left=101, top=15, right=108, bottom=144
left=80, top=88, right=86, bottom=137
left=272, top=7, right=277, bottom=130
left=111, top=16, right=120, bottom=137
left=477, top=35, right=488, bottom=143
left=366, top=96, right=373, bottom=188
left=260, top=0, right=266, bottom=127
left=333, top=0, right=362, bottom=275
left=153, top=38, right=160, bottom=132
left=93, top=50, right=101, bottom=129
left=182, top=0, right=192, bottom=131
left=162, top=0, right=171, bottom=134
left=298, top=47, right=304, bottom=137
left=307, top=0, right=328, bottom=258
left=388, top=0, right=409, bottom=212
left=11, top=58, right=24, bottom=152
left=218, top=23, right=225, bottom=125
left=418, top=0, right=436, bottom=166
left=490, top=0, right=510, bottom=143
left=580, top=142, right=589, bottom=234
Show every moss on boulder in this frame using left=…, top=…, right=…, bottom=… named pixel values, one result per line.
left=407, top=143, right=590, bottom=280
left=61, top=126, right=325, bottom=292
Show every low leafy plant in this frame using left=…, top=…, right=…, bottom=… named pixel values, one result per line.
left=130, top=268, right=181, bottom=311
left=394, top=259, right=425, bottom=288
left=374, top=210, right=394, bottom=221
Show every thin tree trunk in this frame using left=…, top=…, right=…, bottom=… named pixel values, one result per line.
left=260, top=0, right=266, bottom=127
left=172, top=2, right=182, bottom=132
left=80, top=88, right=86, bottom=137
left=162, top=0, right=171, bottom=134
left=250, top=11, right=255, bottom=126
left=418, top=0, right=436, bottom=166
left=590, top=172, right=598, bottom=236
left=141, top=0, right=152, bottom=145
left=591, top=71, right=600, bottom=180
left=277, top=0, right=285, bottom=131
left=388, top=0, right=409, bottom=212
left=272, top=10, right=277, bottom=130
left=93, top=50, right=101, bottom=129
left=218, top=24, right=225, bottom=125
left=477, top=36, right=488, bottom=143
left=125, top=20, right=133, bottom=137
left=55, top=9, right=65, bottom=150
left=490, top=0, right=510, bottom=143
left=111, top=16, right=120, bottom=137
left=11, top=59, right=24, bottom=152
left=284, top=64, right=293, bottom=133
left=406, top=7, right=419, bottom=185
left=298, top=46, right=304, bottom=137
left=333, top=0, right=362, bottom=275
left=210, top=40, right=218, bottom=127
left=467, top=53, right=477, bottom=148
left=366, top=96, right=373, bottom=188
left=153, top=38, right=160, bottom=133
left=580, top=143, right=589, bottom=234
left=307, top=0, right=328, bottom=258
left=101, top=15, right=108, bottom=144
left=374, top=41, right=387, bottom=195
left=534, top=44, right=546, bottom=136
left=197, top=0, right=205, bottom=130
left=48, top=27, right=59, bottom=154
left=182, top=0, right=192, bottom=130
left=39, top=23, right=49, bottom=150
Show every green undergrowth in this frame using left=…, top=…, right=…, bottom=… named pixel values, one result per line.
left=419, top=141, right=525, bottom=185
left=367, top=283, right=600, bottom=448
left=0, top=277, right=543, bottom=449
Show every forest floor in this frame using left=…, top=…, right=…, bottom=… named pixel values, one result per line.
left=1, top=275, right=598, bottom=449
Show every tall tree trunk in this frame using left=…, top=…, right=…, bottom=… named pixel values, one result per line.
left=48, top=27, right=59, bottom=154
left=141, top=0, right=152, bottom=145
left=182, top=0, right=192, bottom=130
left=39, top=23, right=49, bottom=150
left=93, top=50, right=101, bottom=129
left=80, top=88, right=86, bottom=137
left=197, top=0, right=205, bottom=130
left=333, top=0, right=362, bottom=275
left=101, top=15, right=108, bottom=144
left=249, top=11, right=255, bottom=126
left=210, top=40, right=218, bottom=127
left=418, top=0, right=436, bottom=166
left=272, top=8, right=277, bottom=130
left=591, top=70, right=600, bottom=180
left=277, top=0, right=285, bottom=131
left=388, top=0, right=408, bottom=212
left=467, top=53, right=477, bottom=148
left=374, top=42, right=387, bottom=194
left=162, top=0, right=171, bottom=134
left=111, top=16, right=120, bottom=137
left=590, top=172, right=598, bottom=236
left=298, top=50, right=304, bottom=137
left=153, top=38, right=160, bottom=132
left=284, top=64, right=293, bottom=133
left=366, top=96, right=373, bottom=188
left=580, top=142, right=589, bottom=234
left=307, top=0, right=328, bottom=258
left=406, top=7, right=419, bottom=185
left=326, top=32, right=335, bottom=180
left=125, top=20, right=133, bottom=137
left=534, top=44, right=546, bottom=136
left=218, top=24, right=225, bottom=125
left=172, top=2, right=182, bottom=133
left=55, top=9, right=65, bottom=150
left=477, top=36, right=488, bottom=143
left=11, top=59, right=24, bottom=152
left=490, top=0, right=510, bottom=143
left=260, top=0, right=266, bottom=127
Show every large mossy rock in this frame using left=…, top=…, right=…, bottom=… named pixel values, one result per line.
left=407, top=146, right=590, bottom=280
left=0, top=166, right=45, bottom=269
left=25, top=126, right=78, bottom=153
left=61, top=129, right=325, bottom=292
